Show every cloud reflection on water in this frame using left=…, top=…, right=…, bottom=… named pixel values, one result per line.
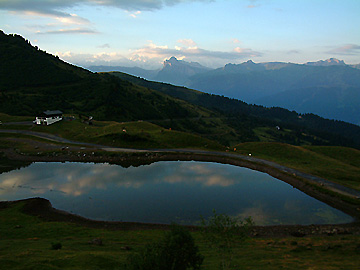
left=0, top=161, right=241, bottom=197
left=0, top=161, right=353, bottom=225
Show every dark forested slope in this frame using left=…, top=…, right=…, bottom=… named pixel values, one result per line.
left=0, top=31, right=208, bottom=121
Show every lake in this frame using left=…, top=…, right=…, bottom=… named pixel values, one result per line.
left=0, top=161, right=353, bottom=225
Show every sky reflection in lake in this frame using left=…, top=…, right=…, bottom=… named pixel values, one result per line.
left=0, top=161, right=353, bottom=225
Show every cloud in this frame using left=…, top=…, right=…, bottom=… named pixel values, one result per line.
left=55, top=13, right=90, bottom=25
left=327, top=44, right=360, bottom=55
left=128, top=11, right=142, bottom=18
left=55, top=40, right=262, bottom=68
left=287, top=49, right=300, bottom=54
left=1, top=0, right=214, bottom=35
left=5, top=4, right=95, bottom=35
left=39, top=28, right=99, bottom=34
left=0, top=161, right=238, bottom=198
left=0, top=0, right=214, bottom=14
left=56, top=51, right=136, bottom=67
left=177, top=39, right=197, bottom=47
left=2, top=1, right=77, bottom=17
left=130, top=41, right=262, bottom=67
left=19, top=10, right=91, bottom=26
left=98, top=43, right=111, bottom=48
left=246, top=0, right=260, bottom=8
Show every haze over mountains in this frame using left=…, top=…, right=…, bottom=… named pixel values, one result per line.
left=89, top=57, right=360, bottom=126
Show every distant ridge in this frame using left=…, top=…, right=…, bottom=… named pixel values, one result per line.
left=153, top=56, right=211, bottom=85
left=306, top=58, right=346, bottom=66
left=87, top=65, right=159, bottom=79
left=185, top=59, right=360, bottom=125
left=90, top=56, right=360, bottom=125
left=88, top=56, right=212, bottom=85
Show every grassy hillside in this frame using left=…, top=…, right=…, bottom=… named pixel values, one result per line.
left=0, top=113, right=33, bottom=123
left=1, top=200, right=360, bottom=270
left=235, top=142, right=360, bottom=190
left=0, top=116, right=223, bottom=151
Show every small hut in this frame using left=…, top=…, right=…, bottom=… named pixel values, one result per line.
left=34, top=110, right=63, bottom=125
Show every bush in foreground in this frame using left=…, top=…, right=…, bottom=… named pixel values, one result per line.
left=126, top=224, right=203, bottom=270
left=201, top=210, right=253, bottom=270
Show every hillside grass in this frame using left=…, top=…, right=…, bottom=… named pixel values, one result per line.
left=1, top=201, right=360, bottom=270
left=150, top=116, right=249, bottom=147
left=0, top=113, right=33, bottom=123
left=27, top=118, right=225, bottom=151
left=235, top=142, right=360, bottom=190
left=0, top=112, right=222, bottom=151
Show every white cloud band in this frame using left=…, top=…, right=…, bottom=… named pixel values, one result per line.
left=58, top=40, right=262, bottom=68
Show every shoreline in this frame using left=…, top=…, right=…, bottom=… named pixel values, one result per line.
left=1, top=197, right=359, bottom=238
left=2, top=147, right=360, bottom=220
left=1, top=140, right=360, bottom=236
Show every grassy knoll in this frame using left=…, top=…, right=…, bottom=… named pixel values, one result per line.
left=31, top=119, right=224, bottom=150
left=0, top=115, right=224, bottom=151
left=235, top=142, right=360, bottom=190
left=1, top=201, right=360, bottom=270
left=0, top=113, right=33, bottom=123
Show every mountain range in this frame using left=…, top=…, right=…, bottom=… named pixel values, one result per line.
left=89, top=56, right=211, bottom=86
left=89, top=57, right=360, bottom=125
left=1, top=30, right=360, bottom=149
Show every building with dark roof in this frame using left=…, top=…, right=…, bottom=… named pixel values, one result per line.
left=34, top=110, right=63, bottom=125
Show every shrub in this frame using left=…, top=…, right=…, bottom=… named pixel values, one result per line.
left=200, top=210, right=253, bottom=270
left=51, top=242, right=62, bottom=250
left=126, top=225, right=203, bottom=270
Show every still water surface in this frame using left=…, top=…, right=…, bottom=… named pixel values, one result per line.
left=0, top=161, right=353, bottom=225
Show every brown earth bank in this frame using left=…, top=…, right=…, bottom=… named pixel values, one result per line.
left=1, top=145, right=360, bottom=237
left=1, top=198, right=360, bottom=238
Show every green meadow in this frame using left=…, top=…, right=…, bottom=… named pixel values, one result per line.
left=1, top=114, right=360, bottom=269
left=235, top=142, right=360, bottom=191
left=1, top=201, right=360, bottom=270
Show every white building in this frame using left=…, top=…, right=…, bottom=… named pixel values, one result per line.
left=34, top=110, right=63, bottom=125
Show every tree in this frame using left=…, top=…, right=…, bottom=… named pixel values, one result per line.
left=126, top=224, right=203, bottom=270
left=200, top=210, right=253, bottom=270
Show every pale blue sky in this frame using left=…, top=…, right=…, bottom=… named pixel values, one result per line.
left=1, top=0, right=359, bottom=68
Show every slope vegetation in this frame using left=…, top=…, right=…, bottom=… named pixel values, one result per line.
left=1, top=30, right=360, bottom=149
left=235, top=142, right=360, bottom=190
left=0, top=31, right=209, bottom=122
left=110, top=72, right=360, bottom=148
